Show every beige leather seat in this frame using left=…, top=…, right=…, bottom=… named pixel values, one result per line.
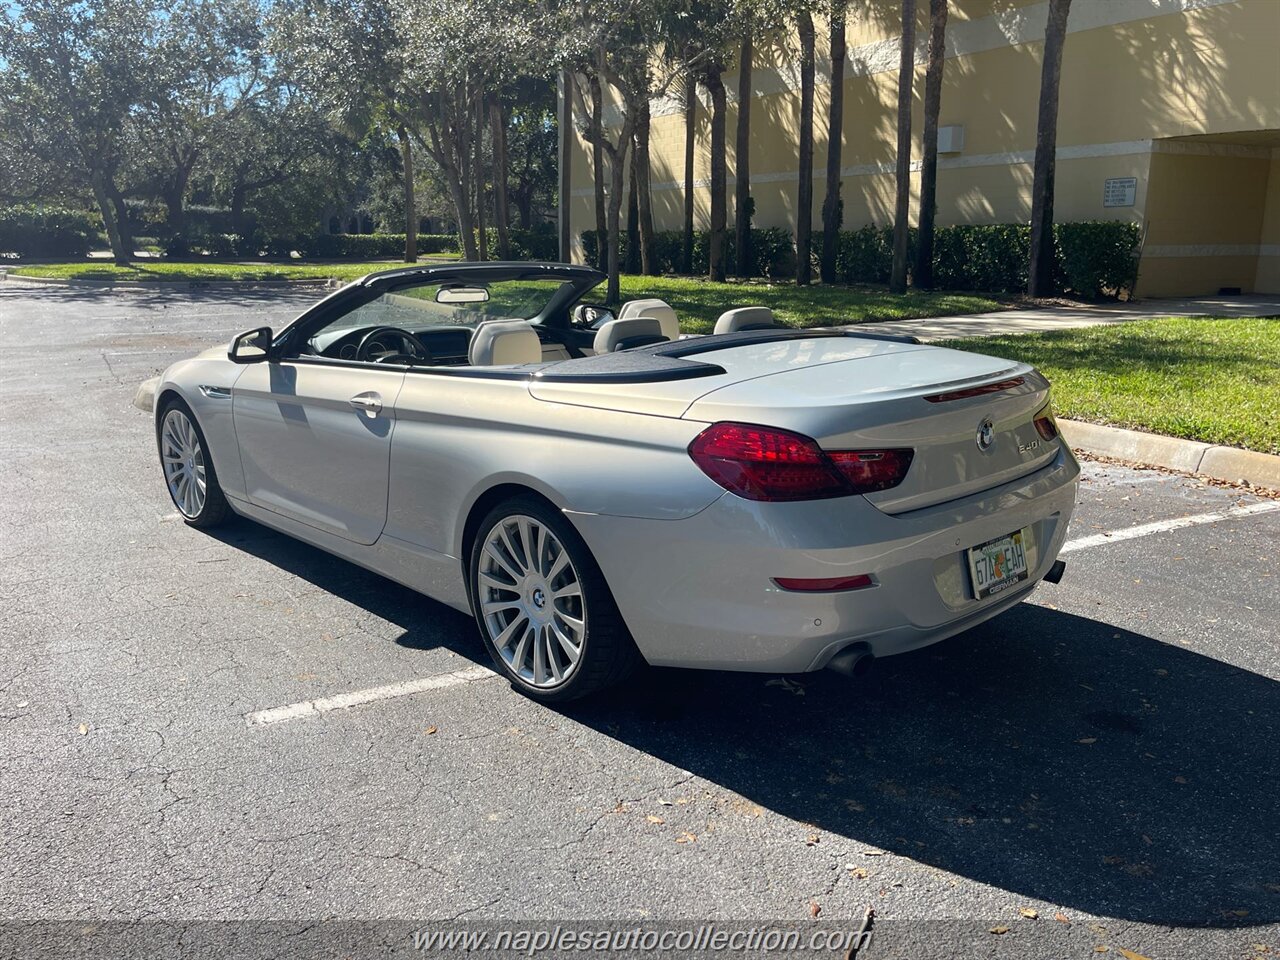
left=713, top=306, right=779, bottom=335
left=593, top=316, right=668, bottom=354
left=618, top=298, right=679, bottom=341
left=468, top=319, right=543, bottom=366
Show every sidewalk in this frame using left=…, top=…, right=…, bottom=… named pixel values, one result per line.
left=850, top=294, right=1280, bottom=341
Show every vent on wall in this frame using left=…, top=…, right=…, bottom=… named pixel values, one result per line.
left=937, top=125, right=965, bottom=154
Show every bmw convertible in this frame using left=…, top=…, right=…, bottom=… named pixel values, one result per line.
left=149, top=262, right=1078, bottom=701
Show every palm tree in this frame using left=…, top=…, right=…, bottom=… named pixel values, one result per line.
left=889, top=0, right=916, bottom=294
left=1027, top=0, right=1073, bottom=296
left=914, top=0, right=947, bottom=288
left=704, top=61, right=728, bottom=282
left=819, top=6, right=846, bottom=283
left=682, top=72, right=697, bottom=273
left=795, top=9, right=816, bottom=285
left=587, top=69, right=608, bottom=269
left=632, top=93, right=657, bottom=274
left=733, top=27, right=753, bottom=277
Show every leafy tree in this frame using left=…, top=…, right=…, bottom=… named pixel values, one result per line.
left=0, top=0, right=164, bottom=263
left=132, top=0, right=268, bottom=252
left=889, top=0, right=916, bottom=293
left=1028, top=0, right=1073, bottom=296
left=914, top=0, right=948, bottom=289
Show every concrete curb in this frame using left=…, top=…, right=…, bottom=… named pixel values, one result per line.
left=1059, top=419, right=1280, bottom=491
left=0, top=271, right=338, bottom=291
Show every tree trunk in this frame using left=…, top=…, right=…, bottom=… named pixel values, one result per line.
left=734, top=31, right=753, bottom=278
left=476, top=94, right=488, bottom=261
left=914, top=0, right=948, bottom=289
left=230, top=181, right=249, bottom=238
left=589, top=72, right=608, bottom=270
left=108, top=182, right=133, bottom=262
left=490, top=100, right=511, bottom=260
left=890, top=0, right=917, bottom=294
left=634, top=97, right=656, bottom=275
left=820, top=14, right=846, bottom=284
left=90, top=171, right=129, bottom=265
left=705, top=68, right=727, bottom=283
left=1028, top=0, right=1073, bottom=296
left=558, top=70, right=573, bottom=262
left=398, top=126, right=418, bottom=262
left=625, top=144, right=640, bottom=274
left=795, top=11, right=816, bottom=286
left=431, top=101, right=478, bottom=261
left=682, top=74, right=696, bottom=274
left=605, top=121, right=635, bottom=304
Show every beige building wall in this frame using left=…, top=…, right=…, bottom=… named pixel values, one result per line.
left=565, top=0, right=1280, bottom=295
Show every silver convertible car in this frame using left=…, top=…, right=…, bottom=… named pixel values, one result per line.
left=151, top=262, right=1078, bottom=701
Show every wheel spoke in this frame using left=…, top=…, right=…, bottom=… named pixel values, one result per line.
left=545, top=549, right=569, bottom=584
left=478, top=569, right=517, bottom=591
left=555, top=611, right=585, bottom=638
left=553, top=581, right=582, bottom=602
left=493, top=614, right=527, bottom=652
left=513, top=622, right=534, bottom=676
left=499, top=524, right=527, bottom=575
left=542, top=626, right=563, bottom=682
left=551, top=620, right=581, bottom=664
left=483, top=543, right=522, bottom=582
left=482, top=598, right=522, bottom=616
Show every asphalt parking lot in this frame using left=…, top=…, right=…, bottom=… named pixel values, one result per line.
left=1, top=284, right=1278, bottom=959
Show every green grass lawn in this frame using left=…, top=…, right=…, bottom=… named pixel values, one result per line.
left=944, top=317, right=1280, bottom=455
left=8, top=261, right=1006, bottom=331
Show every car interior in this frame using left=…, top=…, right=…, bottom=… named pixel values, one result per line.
left=296, top=276, right=783, bottom=371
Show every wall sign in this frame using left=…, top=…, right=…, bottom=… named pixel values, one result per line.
left=1103, top=177, right=1138, bottom=208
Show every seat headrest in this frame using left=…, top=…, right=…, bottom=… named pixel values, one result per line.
left=618, top=298, right=679, bottom=341
left=714, top=306, right=778, bottom=335
left=593, top=316, right=668, bottom=354
left=468, top=319, right=542, bottom=366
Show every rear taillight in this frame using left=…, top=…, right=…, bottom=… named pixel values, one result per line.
left=688, top=422, right=913, bottom=502
left=1034, top=405, right=1059, bottom=440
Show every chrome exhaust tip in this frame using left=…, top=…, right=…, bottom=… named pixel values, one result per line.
left=827, top=645, right=874, bottom=678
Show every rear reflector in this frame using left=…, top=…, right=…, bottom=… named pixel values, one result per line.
left=924, top=377, right=1025, bottom=403
left=688, top=422, right=913, bottom=502
left=773, top=574, right=875, bottom=593
left=1034, top=405, right=1059, bottom=440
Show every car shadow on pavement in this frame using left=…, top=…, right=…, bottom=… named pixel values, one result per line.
left=559, top=603, right=1280, bottom=930
left=205, top=521, right=1276, bottom=929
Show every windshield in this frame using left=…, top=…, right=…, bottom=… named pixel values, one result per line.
left=321, top=279, right=582, bottom=338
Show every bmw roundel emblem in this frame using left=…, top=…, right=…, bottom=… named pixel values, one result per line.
left=976, top=418, right=996, bottom=452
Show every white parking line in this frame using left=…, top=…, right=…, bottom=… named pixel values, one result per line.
left=245, top=665, right=497, bottom=727
left=245, top=500, right=1277, bottom=728
left=1060, top=500, right=1280, bottom=554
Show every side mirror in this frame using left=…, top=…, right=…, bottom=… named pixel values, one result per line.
left=229, top=326, right=273, bottom=364
left=572, top=304, right=614, bottom=329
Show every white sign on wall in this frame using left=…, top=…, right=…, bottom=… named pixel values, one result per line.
left=1103, top=177, right=1138, bottom=208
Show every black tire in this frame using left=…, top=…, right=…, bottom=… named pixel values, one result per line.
left=469, top=494, right=641, bottom=702
left=156, top=397, right=233, bottom=529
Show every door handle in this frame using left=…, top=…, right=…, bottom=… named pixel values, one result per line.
left=348, top=392, right=383, bottom=416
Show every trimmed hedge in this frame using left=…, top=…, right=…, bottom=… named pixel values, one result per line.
left=592, top=220, right=1138, bottom=298
left=581, top=227, right=796, bottom=278
left=0, top=205, right=101, bottom=258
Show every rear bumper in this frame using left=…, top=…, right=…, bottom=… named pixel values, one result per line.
left=568, top=444, right=1079, bottom=673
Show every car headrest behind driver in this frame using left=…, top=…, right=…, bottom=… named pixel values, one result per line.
left=714, top=306, right=779, bottom=335
left=618, top=298, right=679, bottom=341
left=593, top=316, right=668, bottom=354
left=468, top=319, right=543, bottom=366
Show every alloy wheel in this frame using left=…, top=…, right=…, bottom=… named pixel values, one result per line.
left=161, top=408, right=207, bottom=519
left=478, top=515, right=586, bottom=688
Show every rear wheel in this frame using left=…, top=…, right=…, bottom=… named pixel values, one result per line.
left=469, top=495, right=640, bottom=702
left=158, top=399, right=231, bottom=529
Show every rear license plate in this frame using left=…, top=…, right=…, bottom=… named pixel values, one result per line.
left=967, top=528, right=1030, bottom=599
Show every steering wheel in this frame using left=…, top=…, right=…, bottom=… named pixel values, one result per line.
left=355, top=326, right=433, bottom=365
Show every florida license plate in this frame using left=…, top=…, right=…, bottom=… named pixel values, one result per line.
left=967, top=528, right=1030, bottom=599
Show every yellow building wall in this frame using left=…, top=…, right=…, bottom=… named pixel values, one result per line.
left=565, top=0, right=1280, bottom=295
left=1256, top=154, right=1280, bottom=294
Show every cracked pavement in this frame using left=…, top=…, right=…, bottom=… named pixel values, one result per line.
left=1, top=284, right=1277, bottom=959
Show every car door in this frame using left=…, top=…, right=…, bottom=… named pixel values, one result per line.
left=232, top=355, right=406, bottom=546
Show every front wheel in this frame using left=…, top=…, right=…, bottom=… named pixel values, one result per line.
left=158, top=400, right=232, bottom=528
left=469, top=496, right=640, bottom=702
